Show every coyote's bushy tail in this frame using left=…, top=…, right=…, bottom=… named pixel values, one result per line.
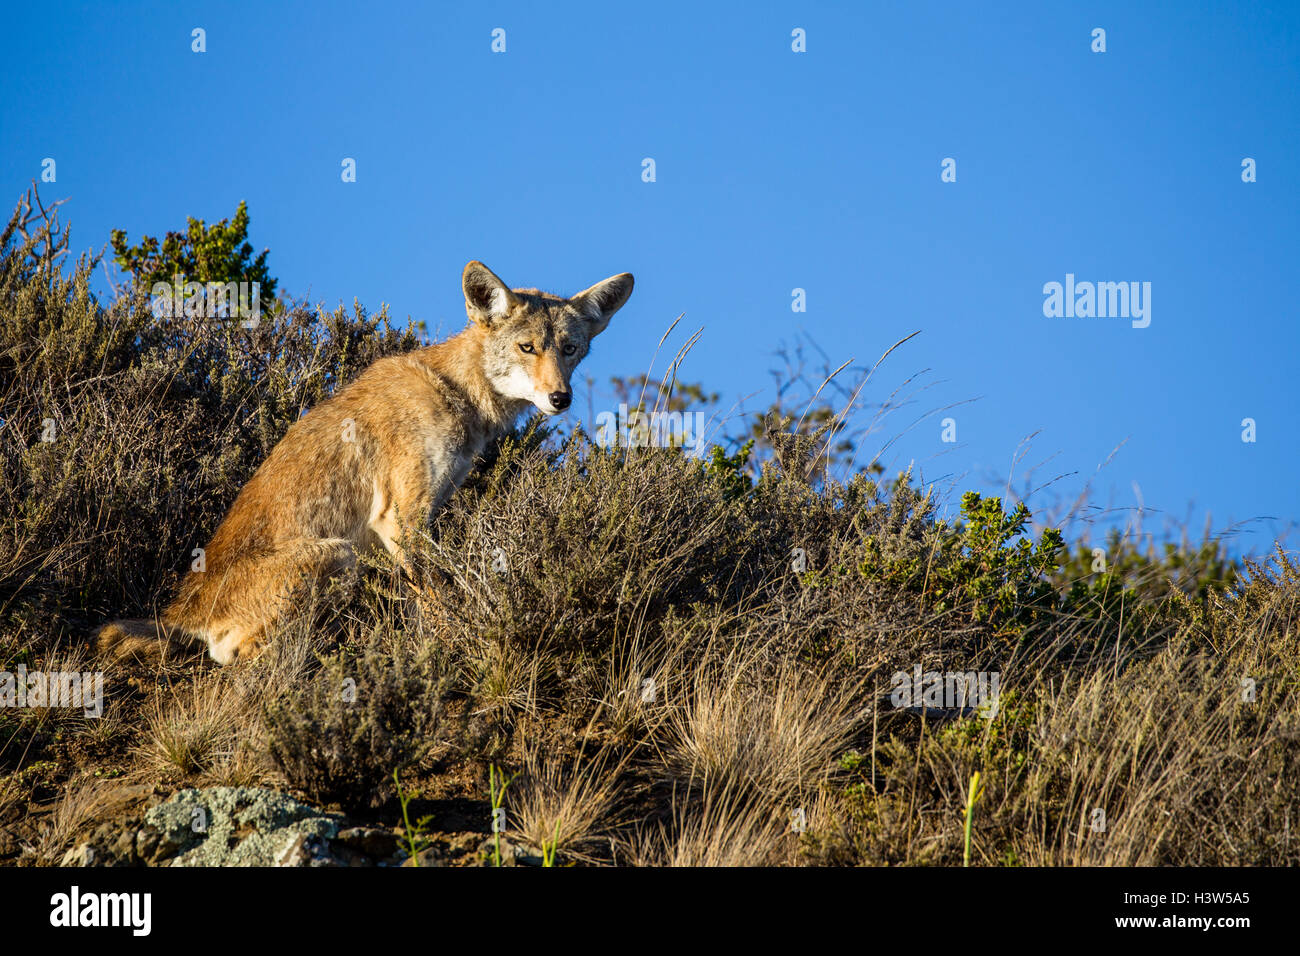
left=95, top=618, right=196, bottom=662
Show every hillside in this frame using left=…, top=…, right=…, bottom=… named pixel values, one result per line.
left=2, top=197, right=1298, bottom=867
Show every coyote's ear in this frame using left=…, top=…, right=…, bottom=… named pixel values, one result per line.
left=462, top=261, right=517, bottom=325
left=571, top=272, right=634, bottom=336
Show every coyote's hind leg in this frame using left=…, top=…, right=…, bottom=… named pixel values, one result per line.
left=168, top=537, right=358, bottom=664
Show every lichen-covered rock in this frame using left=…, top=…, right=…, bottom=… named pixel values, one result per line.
left=143, top=787, right=343, bottom=866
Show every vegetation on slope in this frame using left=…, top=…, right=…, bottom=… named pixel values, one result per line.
left=2, top=189, right=1295, bottom=866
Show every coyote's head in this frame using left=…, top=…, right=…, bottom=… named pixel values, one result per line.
left=462, top=260, right=634, bottom=415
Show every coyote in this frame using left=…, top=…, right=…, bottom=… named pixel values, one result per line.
left=97, top=261, right=633, bottom=663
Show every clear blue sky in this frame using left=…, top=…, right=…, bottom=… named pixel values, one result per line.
left=2, top=1, right=1296, bottom=556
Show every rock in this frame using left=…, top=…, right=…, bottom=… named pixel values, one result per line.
left=400, top=846, right=449, bottom=867
left=513, top=844, right=546, bottom=867
left=134, top=827, right=160, bottom=863
left=142, top=787, right=343, bottom=867
left=476, top=835, right=545, bottom=867
left=54, top=786, right=412, bottom=867
left=275, top=832, right=341, bottom=867
left=334, top=827, right=399, bottom=862
left=104, top=826, right=137, bottom=864
left=395, top=831, right=483, bottom=867
left=60, top=842, right=97, bottom=867
left=65, top=817, right=151, bottom=868
left=0, top=826, right=19, bottom=859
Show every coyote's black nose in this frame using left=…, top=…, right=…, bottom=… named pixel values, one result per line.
left=549, top=390, right=571, bottom=410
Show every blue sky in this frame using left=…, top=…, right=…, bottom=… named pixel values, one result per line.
left=2, top=1, right=1296, bottom=555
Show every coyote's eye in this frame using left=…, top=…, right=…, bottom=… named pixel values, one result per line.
left=562, top=343, right=577, bottom=356
left=518, top=343, right=535, bottom=354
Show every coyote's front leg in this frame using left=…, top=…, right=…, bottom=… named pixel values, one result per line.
left=366, top=476, right=434, bottom=572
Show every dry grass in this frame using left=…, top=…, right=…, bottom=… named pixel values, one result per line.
left=3, top=189, right=1295, bottom=867
left=663, top=652, right=865, bottom=803
left=35, top=773, right=139, bottom=865
left=136, top=622, right=314, bottom=785
left=631, top=786, right=799, bottom=867
left=508, top=740, right=626, bottom=863
left=139, top=674, right=255, bottom=783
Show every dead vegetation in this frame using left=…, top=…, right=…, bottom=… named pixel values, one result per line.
left=2, top=189, right=1297, bottom=866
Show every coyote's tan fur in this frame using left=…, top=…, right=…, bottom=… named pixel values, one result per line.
left=97, top=261, right=633, bottom=663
